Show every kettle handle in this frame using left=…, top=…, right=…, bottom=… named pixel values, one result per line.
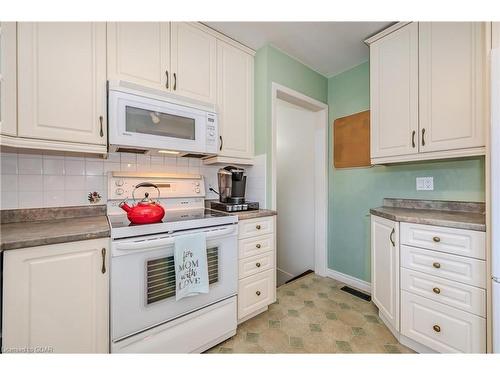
left=132, top=182, right=161, bottom=202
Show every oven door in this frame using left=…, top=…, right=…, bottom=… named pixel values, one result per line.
left=108, top=90, right=215, bottom=154
left=110, top=224, right=237, bottom=342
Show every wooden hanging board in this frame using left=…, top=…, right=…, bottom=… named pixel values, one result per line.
left=333, top=110, right=371, bottom=168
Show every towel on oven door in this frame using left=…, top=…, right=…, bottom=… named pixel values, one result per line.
left=174, top=232, right=209, bottom=301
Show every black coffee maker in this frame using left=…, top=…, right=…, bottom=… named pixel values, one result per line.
left=217, top=166, right=247, bottom=204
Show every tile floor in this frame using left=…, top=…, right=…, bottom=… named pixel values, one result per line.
left=208, top=273, right=414, bottom=353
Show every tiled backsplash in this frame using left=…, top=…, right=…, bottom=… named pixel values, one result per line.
left=0, top=150, right=266, bottom=210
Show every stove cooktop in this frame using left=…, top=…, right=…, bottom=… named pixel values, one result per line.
left=108, top=208, right=237, bottom=239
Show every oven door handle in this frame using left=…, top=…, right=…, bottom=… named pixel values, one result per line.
left=113, top=226, right=237, bottom=252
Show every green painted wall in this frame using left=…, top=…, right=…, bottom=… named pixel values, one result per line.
left=327, top=61, right=486, bottom=282
left=254, top=45, right=328, bottom=206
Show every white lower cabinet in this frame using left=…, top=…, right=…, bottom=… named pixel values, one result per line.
left=371, top=215, right=400, bottom=332
left=237, top=216, right=276, bottom=323
left=371, top=216, right=487, bottom=353
left=2, top=238, right=109, bottom=353
left=401, top=291, right=486, bottom=353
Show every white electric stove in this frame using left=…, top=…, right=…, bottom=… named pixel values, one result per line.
left=107, top=171, right=239, bottom=353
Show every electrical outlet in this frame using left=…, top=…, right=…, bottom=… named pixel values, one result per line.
left=416, top=177, right=434, bottom=191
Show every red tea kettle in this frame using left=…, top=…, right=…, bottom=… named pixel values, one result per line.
left=119, top=182, right=165, bottom=224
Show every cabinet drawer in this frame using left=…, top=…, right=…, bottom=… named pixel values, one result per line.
left=401, top=268, right=486, bottom=317
left=401, top=245, right=486, bottom=288
left=238, top=234, right=274, bottom=259
left=401, top=222, right=485, bottom=260
left=238, top=269, right=275, bottom=320
left=401, top=291, right=486, bottom=353
left=239, top=251, right=274, bottom=279
left=238, top=216, right=274, bottom=239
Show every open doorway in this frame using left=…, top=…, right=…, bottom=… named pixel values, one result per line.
left=271, top=83, right=328, bottom=286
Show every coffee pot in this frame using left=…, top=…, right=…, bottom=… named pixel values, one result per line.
left=217, top=166, right=247, bottom=204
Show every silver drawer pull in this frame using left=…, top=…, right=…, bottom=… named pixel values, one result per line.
left=256, top=225, right=261, bottom=230
left=433, top=236, right=441, bottom=243
left=432, top=287, right=441, bottom=294
left=433, top=324, right=441, bottom=333
left=256, top=262, right=261, bottom=268
left=433, top=262, right=441, bottom=269
left=256, top=244, right=261, bottom=249
left=256, top=290, right=261, bottom=296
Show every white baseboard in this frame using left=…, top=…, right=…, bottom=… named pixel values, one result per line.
left=325, top=268, right=371, bottom=294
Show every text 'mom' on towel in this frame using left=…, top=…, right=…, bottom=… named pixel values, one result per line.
left=174, top=232, right=209, bottom=301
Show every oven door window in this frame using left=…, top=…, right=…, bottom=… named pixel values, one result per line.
left=125, top=106, right=196, bottom=140
left=146, top=247, right=219, bottom=305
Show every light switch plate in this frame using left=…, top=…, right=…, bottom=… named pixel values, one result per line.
left=416, top=177, right=434, bottom=191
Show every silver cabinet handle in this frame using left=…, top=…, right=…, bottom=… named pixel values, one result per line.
left=101, top=248, right=106, bottom=274
left=256, top=262, right=261, bottom=268
left=422, top=128, right=426, bottom=146
left=99, top=116, right=104, bottom=137
left=389, top=228, right=395, bottom=247
left=433, top=236, right=441, bottom=243
left=219, top=136, right=223, bottom=151
left=256, top=244, right=261, bottom=249
left=412, top=130, right=416, bottom=148
left=433, top=324, right=441, bottom=333
left=433, top=287, right=441, bottom=294
left=256, top=291, right=261, bottom=296
left=433, top=262, right=441, bottom=269
left=173, top=73, right=177, bottom=90
left=165, top=70, right=169, bottom=89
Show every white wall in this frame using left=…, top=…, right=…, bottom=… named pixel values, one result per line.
left=276, top=99, right=316, bottom=285
left=0, top=150, right=264, bottom=210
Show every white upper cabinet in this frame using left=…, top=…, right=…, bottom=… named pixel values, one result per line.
left=367, top=22, right=488, bottom=164
left=0, top=22, right=17, bottom=136
left=170, top=23, right=217, bottom=104
left=2, top=238, right=109, bottom=353
left=371, top=215, right=400, bottom=332
left=370, top=22, right=418, bottom=159
left=217, top=40, right=254, bottom=159
left=17, top=22, right=107, bottom=146
left=107, top=22, right=170, bottom=91
left=419, top=22, right=486, bottom=153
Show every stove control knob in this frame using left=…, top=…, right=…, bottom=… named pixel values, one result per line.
left=115, top=179, right=124, bottom=187
left=195, top=187, right=201, bottom=193
left=115, top=188, right=124, bottom=196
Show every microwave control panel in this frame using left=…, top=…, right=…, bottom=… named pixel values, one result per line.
left=206, top=113, right=218, bottom=153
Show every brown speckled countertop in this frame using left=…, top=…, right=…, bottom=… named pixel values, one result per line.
left=370, top=198, right=485, bottom=232
left=0, top=205, right=110, bottom=251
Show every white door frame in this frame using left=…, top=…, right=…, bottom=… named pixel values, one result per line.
left=271, top=82, right=329, bottom=277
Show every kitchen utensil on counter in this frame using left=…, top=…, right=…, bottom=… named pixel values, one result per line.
left=119, top=182, right=165, bottom=224
left=217, top=166, right=247, bottom=204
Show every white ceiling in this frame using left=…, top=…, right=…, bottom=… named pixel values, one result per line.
left=204, top=22, right=393, bottom=77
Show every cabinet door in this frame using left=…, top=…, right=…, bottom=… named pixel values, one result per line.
left=370, top=23, right=419, bottom=159
left=217, top=40, right=254, bottom=158
left=419, top=22, right=486, bottom=152
left=17, top=22, right=107, bottom=145
left=494, top=22, right=500, bottom=48
left=0, top=22, right=17, bottom=136
left=2, top=238, right=109, bottom=353
left=170, top=23, right=216, bottom=104
left=107, top=22, right=170, bottom=91
left=371, top=215, right=400, bottom=331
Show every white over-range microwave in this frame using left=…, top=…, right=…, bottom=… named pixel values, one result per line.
left=108, top=81, right=218, bottom=157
